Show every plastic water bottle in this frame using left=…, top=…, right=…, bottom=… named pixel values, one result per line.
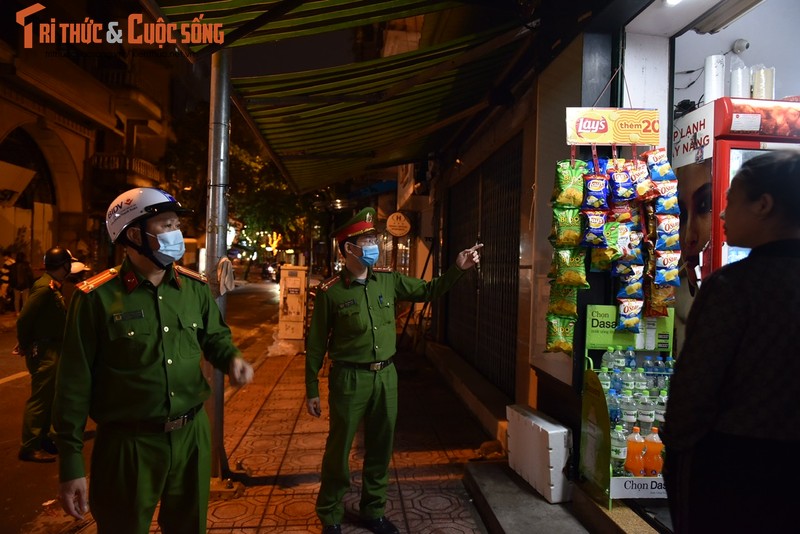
left=664, top=356, right=675, bottom=390
left=619, top=389, right=638, bottom=433
left=607, top=389, right=621, bottom=427
left=633, top=367, right=648, bottom=397
left=636, top=395, right=655, bottom=436
left=643, top=427, right=664, bottom=476
left=601, top=346, right=616, bottom=370
left=624, top=346, right=637, bottom=369
left=654, top=356, right=666, bottom=392
left=613, top=346, right=626, bottom=370
left=611, top=369, right=624, bottom=393
left=621, top=367, right=635, bottom=393
left=624, top=426, right=646, bottom=477
left=597, top=367, right=611, bottom=392
left=610, top=424, right=628, bottom=476
left=654, top=389, right=668, bottom=427
left=643, top=356, right=655, bottom=390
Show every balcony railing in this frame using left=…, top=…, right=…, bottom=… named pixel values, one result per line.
left=91, top=153, right=163, bottom=184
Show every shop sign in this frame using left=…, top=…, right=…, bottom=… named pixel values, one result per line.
left=671, top=103, right=715, bottom=168
left=609, top=477, right=667, bottom=499
left=585, top=305, right=674, bottom=353
left=386, top=212, right=411, bottom=237
left=566, top=108, right=660, bottom=146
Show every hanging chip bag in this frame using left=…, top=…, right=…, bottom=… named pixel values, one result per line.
left=655, top=214, right=681, bottom=251
left=581, top=210, right=608, bottom=248
left=617, top=264, right=644, bottom=299
left=554, top=247, right=590, bottom=288
left=582, top=174, right=610, bottom=210
left=616, top=298, right=644, bottom=333
left=545, top=313, right=576, bottom=355
left=654, top=181, right=680, bottom=215
left=550, top=206, right=583, bottom=247
left=553, top=159, right=587, bottom=207
left=547, top=282, right=579, bottom=317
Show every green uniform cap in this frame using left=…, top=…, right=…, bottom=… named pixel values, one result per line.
left=332, top=207, right=376, bottom=243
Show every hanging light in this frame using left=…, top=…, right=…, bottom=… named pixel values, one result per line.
left=691, top=0, right=764, bottom=34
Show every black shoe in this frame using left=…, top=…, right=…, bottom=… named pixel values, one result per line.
left=41, top=438, right=58, bottom=455
left=18, top=449, right=56, bottom=463
left=321, top=525, right=341, bottom=534
left=361, top=516, right=399, bottom=534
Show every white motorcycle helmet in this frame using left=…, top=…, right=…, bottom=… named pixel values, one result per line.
left=106, top=187, right=190, bottom=244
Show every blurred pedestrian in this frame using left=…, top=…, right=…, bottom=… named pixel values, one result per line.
left=0, top=248, right=14, bottom=313
left=663, top=150, right=800, bottom=533
left=10, top=251, right=35, bottom=315
left=305, top=207, right=482, bottom=534
left=53, top=187, right=254, bottom=533
left=16, top=246, right=76, bottom=462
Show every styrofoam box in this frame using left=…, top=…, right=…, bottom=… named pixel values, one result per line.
left=506, top=404, right=572, bottom=503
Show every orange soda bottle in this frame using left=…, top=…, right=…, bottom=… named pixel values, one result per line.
left=624, top=426, right=645, bottom=476
left=643, top=427, right=664, bottom=476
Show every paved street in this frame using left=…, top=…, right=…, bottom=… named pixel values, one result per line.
left=1, top=276, right=492, bottom=533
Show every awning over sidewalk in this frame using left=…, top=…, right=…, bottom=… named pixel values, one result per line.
left=144, top=1, right=612, bottom=193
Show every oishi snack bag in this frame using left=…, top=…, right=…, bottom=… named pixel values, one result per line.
left=554, top=248, right=590, bottom=288
left=625, top=160, right=659, bottom=201
left=655, top=214, right=680, bottom=251
left=617, top=264, right=644, bottom=300
left=654, top=181, right=680, bottom=215
left=549, top=206, right=583, bottom=247
left=655, top=250, right=681, bottom=286
left=547, top=282, right=579, bottom=317
left=642, top=148, right=677, bottom=182
left=545, top=314, right=576, bottom=355
left=616, top=298, right=644, bottom=333
left=553, top=159, right=587, bottom=207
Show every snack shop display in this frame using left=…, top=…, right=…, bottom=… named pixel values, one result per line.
left=544, top=146, right=681, bottom=354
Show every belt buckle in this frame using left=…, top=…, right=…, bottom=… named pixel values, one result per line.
left=369, top=362, right=382, bottom=371
left=164, top=416, right=186, bottom=432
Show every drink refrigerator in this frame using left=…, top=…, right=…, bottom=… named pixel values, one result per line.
left=672, top=97, right=800, bottom=283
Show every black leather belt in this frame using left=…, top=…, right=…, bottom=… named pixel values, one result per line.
left=103, top=404, right=203, bottom=434
left=333, top=357, right=394, bottom=372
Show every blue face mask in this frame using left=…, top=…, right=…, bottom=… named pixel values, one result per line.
left=353, top=243, right=379, bottom=267
left=148, top=229, right=185, bottom=265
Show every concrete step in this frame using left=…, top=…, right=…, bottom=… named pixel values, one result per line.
left=464, top=460, right=662, bottom=534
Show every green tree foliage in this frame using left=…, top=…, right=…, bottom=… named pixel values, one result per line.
left=161, top=103, right=325, bottom=251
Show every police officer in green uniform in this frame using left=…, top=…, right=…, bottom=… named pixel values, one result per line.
left=17, top=246, right=76, bottom=462
left=306, top=208, right=482, bottom=534
left=52, top=188, right=254, bottom=534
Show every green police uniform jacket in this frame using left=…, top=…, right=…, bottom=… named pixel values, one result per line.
left=305, top=264, right=465, bottom=399
left=53, top=259, right=241, bottom=482
left=16, top=273, right=67, bottom=355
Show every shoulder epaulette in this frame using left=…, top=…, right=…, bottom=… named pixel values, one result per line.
left=175, top=265, right=208, bottom=284
left=373, top=267, right=392, bottom=273
left=77, top=267, right=120, bottom=293
left=318, top=275, right=340, bottom=292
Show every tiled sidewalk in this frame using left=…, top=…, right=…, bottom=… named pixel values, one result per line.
left=206, top=346, right=491, bottom=533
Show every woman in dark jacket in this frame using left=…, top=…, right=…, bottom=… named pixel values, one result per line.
left=663, top=150, right=800, bottom=533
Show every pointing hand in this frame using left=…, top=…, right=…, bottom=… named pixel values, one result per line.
left=456, top=243, right=483, bottom=270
